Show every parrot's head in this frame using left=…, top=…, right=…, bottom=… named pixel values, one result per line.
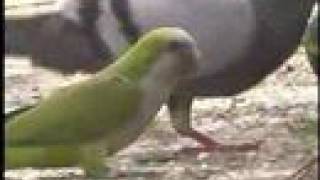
left=108, top=27, right=200, bottom=92
left=138, top=27, right=200, bottom=91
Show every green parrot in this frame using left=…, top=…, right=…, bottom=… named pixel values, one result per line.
left=303, top=12, right=318, bottom=76
left=5, top=27, right=199, bottom=177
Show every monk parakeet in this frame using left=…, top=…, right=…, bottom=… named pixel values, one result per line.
left=5, top=0, right=316, bottom=153
left=5, top=27, right=199, bottom=177
left=303, top=12, right=318, bottom=76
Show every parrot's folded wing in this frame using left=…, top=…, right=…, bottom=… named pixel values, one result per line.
left=6, top=77, right=142, bottom=146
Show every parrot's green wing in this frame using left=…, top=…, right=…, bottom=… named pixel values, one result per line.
left=6, top=74, right=142, bottom=146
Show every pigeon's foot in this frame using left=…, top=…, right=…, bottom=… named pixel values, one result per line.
left=176, top=129, right=264, bottom=155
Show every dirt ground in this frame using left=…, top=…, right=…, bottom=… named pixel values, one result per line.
left=4, top=1, right=318, bottom=180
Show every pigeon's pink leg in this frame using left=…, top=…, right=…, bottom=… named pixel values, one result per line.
left=168, top=93, right=263, bottom=155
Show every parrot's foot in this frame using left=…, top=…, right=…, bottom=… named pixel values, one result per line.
left=83, top=164, right=111, bottom=178
left=176, top=129, right=264, bottom=155
left=80, top=145, right=110, bottom=178
left=83, top=164, right=110, bottom=178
